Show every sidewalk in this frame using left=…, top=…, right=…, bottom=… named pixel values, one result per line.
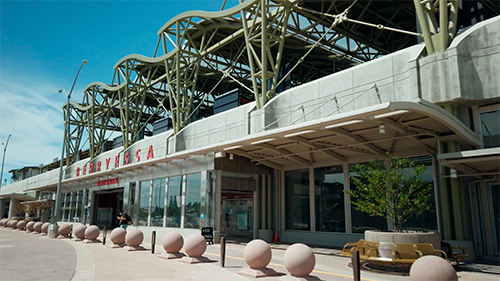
left=1, top=227, right=499, bottom=281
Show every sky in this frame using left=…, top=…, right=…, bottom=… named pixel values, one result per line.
left=0, top=0, right=240, bottom=186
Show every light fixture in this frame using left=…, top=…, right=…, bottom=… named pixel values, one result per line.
left=251, top=138, right=275, bottom=145
left=450, top=168, right=457, bottom=179
left=229, top=153, right=234, bottom=160
left=324, top=120, right=363, bottom=129
left=223, top=145, right=243, bottom=151
left=215, top=151, right=226, bottom=158
left=379, top=123, right=386, bottom=134
left=284, top=130, right=316, bottom=138
left=373, top=110, right=409, bottom=119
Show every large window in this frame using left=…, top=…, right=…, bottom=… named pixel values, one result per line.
left=151, top=178, right=166, bottom=227
left=167, top=176, right=182, bottom=227
left=285, top=169, right=310, bottom=230
left=481, top=109, right=500, bottom=148
left=184, top=173, right=201, bottom=229
left=349, top=163, right=388, bottom=233
left=403, top=156, right=437, bottom=231
left=314, top=165, right=345, bottom=232
left=138, top=180, right=151, bottom=226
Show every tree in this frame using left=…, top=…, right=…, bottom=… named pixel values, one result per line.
left=346, top=154, right=433, bottom=231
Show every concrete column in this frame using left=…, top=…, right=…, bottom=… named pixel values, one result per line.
left=8, top=198, right=19, bottom=219
left=0, top=199, right=5, bottom=218
left=261, top=174, right=266, bottom=230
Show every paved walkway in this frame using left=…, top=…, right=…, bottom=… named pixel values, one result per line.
left=1, top=227, right=499, bottom=281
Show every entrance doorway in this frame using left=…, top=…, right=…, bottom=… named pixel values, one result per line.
left=92, top=188, right=124, bottom=229
left=471, top=181, right=500, bottom=259
left=220, top=190, right=253, bottom=239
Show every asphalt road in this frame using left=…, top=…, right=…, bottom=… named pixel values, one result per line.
left=0, top=229, right=77, bottom=281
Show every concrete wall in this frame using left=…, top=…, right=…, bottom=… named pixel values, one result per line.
left=420, top=16, right=500, bottom=103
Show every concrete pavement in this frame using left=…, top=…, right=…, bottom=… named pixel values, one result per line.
left=1, top=227, right=499, bottom=281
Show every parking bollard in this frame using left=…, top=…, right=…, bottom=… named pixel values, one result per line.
left=151, top=231, right=156, bottom=254
left=220, top=237, right=226, bottom=267
left=352, top=250, right=360, bottom=281
left=103, top=227, right=107, bottom=245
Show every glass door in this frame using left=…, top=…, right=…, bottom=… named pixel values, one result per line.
left=488, top=183, right=499, bottom=256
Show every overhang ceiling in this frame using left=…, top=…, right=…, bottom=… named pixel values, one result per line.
left=438, top=147, right=500, bottom=178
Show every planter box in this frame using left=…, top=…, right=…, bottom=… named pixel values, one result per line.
left=365, top=230, right=441, bottom=250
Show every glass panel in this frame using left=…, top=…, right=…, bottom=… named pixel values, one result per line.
left=314, top=165, right=345, bottom=232
left=285, top=169, right=310, bottom=230
left=138, top=180, right=150, bottom=226
left=404, top=156, right=437, bottom=231
left=184, top=173, right=201, bottom=229
left=349, top=163, right=388, bottom=233
left=481, top=110, right=500, bottom=148
left=488, top=183, right=500, bottom=255
left=167, top=176, right=182, bottom=228
left=151, top=178, right=166, bottom=227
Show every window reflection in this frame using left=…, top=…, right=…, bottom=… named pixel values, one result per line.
left=481, top=110, right=500, bottom=148
left=151, top=178, right=166, bottom=227
left=349, top=163, right=388, bottom=233
left=167, top=176, right=182, bottom=227
left=314, top=166, right=345, bottom=232
left=138, top=180, right=150, bottom=226
left=285, top=169, right=310, bottom=230
left=184, top=173, right=201, bottom=229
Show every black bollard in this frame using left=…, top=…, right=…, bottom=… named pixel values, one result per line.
left=220, top=237, right=226, bottom=268
left=69, top=224, right=73, bottom=239
left=103, top=227, right=107, bottom=245
left=151, top=231, right=156, bottom=254
left=352, top=250, right=360, bottom=281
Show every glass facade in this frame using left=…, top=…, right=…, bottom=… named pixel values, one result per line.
left=138, top=180, right=151, bottom=226
left=285, top=169, right=310, bottom=230
left=184, top=173, right=201, bottom=229
left=314, top=165, right=345, bottom=232
left=61, top=191, right=84, bottom=222
left=481, top=109, right=500, bottom=148
left=349, top=163, right=389, bottom=233
left=167, top=176, right=182, bottom=227
left=151, top=178, right=166, bottom=227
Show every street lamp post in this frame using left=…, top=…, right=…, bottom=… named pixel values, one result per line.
left=52, top=60, right=87, bottom=238
left=0, top=134, right=12, bottom=188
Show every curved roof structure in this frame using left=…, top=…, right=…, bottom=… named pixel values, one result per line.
left=64, top=0, right=498, bottom=166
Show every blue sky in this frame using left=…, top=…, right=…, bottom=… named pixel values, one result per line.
left=0, top=0, right=239, bottom=186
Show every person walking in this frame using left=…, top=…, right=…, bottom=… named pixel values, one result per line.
left=117, top=209, right=132, bottom=229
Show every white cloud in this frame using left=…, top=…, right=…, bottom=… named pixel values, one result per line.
left=0, top=72, right=67, bottom=185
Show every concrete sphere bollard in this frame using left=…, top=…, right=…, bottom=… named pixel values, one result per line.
left=41, top=222, right=51, bottom=234
left=17, top=220, right=27, bottom=230
left=10, top=220, right=19, bottom=229
left=33, top=222, right=43, bottom=233
left=73, top=224, right=87, bottom=239
left=110, top=227, right=127, bottom=245
left=85, top=225, right=100, bottom=240
left=58, top=224, right=72, bottom=236
left=0, top=219, right=5, bottom=227
left=244, top=239, right=272, bottom=269
left=26, top=221, right=35, bottom=232
left=162, top=232, right=184, bottom=253
left=125, top=228, right=144, bottom=247
left=410, top=255, right=458, bottom=281
left=184, top=234, right=207, bottom=257
left=283, top=243, right=316, bottom=277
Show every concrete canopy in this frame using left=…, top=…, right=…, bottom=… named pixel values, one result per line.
left=437, top=147, right=500, bottom=178
left=0, top=193, right=36, bottom=201
left=166, top=99, right=481, bottom=169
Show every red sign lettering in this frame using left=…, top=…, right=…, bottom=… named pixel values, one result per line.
left=89, top=163, right=94, bottom=174
left=147, top=145, right=154, bottom=159
left=135, top=149, right=141, bottom=162
left=124, top=152, right=130, bottom=165
left=97, top=161, right=101, bottom=172
left=105, top=158, right=111, bottom=170
left=97, top=178, right=118, bottom=186
left=115, top=155, right=119, bottom=168
left=76, top=167, right=80, bottom=177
